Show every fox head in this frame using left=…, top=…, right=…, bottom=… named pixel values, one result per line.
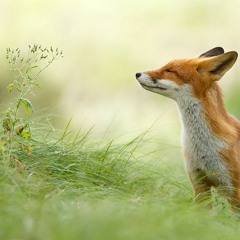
left=136, top=47, right=238, bottom=101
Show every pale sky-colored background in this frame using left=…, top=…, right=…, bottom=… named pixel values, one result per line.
left=1, top=0, right=240, bottom=143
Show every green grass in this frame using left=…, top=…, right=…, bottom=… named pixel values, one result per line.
left=1, top=124, right=240, bottom=240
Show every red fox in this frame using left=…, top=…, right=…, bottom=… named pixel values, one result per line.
left=136, top=47, right=240, bottom=207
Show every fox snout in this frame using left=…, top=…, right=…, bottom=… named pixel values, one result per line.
left=135, top=72, right=153, bottom=85
left=135, top=72, right=154, bottom=83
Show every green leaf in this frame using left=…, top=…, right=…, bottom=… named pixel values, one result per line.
left=21, top=128, right=31, bottom=140
left=2, top=116, right=13, bottom=132
left=31, top=65, right=39, bottom=69
left=26, top=65, right=38, bottom=73
left=19, top=98, right=33, bottom=116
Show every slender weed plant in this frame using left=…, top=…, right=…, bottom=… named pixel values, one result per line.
left=1, top=45, right=63, bottom=171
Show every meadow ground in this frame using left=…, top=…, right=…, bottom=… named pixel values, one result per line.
left=1, top=124, right=240, bottom=240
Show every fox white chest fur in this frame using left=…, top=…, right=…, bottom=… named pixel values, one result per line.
left=136, top=47, right=240, bottom=207
left=176, top=86, right=232, bottom=189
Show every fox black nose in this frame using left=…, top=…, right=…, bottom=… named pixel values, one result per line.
left=136, top=72, right=142, bottom=79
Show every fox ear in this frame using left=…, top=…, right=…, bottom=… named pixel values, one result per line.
left=199, top=47, right=224, bottom=58
left=197, top=51, right=238, bottom=81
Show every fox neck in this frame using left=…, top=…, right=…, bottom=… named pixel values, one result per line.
left=175, top=82, right=231, bottom=164
left=176, top=82, right=229, bottom=139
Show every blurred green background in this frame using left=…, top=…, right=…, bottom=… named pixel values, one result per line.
left=1, top=0, right=240, bottom=141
